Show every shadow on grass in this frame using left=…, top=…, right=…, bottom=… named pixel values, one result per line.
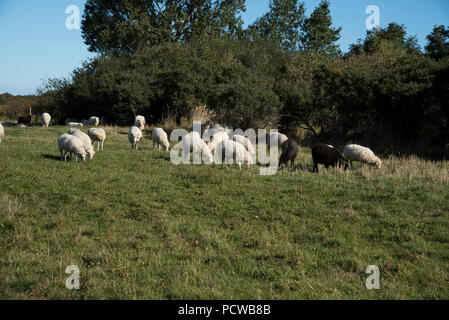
left=42, top=154, right=61, bottom=161
left=153, top=153, right=171, bottom=161
left=43, top=154, right=89, bottom=163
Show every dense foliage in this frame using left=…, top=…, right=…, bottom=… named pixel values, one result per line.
left=35, top=0, right=449, bottom=158
left=0, top=93, right=39, bottom=119
left=81, top=0, right=246, bottom=55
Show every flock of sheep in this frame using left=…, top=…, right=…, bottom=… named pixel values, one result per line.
left=0, top=113, right=382, bottom=172
left=124, top=117, right=382, bottom=171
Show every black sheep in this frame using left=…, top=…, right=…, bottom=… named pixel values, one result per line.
left=17, top=115, right=32, bottom=126
left=312, top=144, right=348, bottom=173
left=279, top=139, right=299, bottom=168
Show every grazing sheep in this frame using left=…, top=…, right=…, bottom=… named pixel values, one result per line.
left=67, top=122, right=84, bottom=127
left=68, top=129, right=95, bottom=160
left=58, top=134, right=87, bottom=162
left=279, top=139, right=299, bottom=169
left=128, top=126, right=143, bottom=150
left=17, top=115, right=31, bottom=126
left=202, top=128, right=220, bottom=142
left=343, top=144, right=382, bottom=169
left=216, top=139, right=254, bottom=169
left=207, top=131, right=229, bottom=151
left=41, top=113, right=51, bottom=127
left=312, top=144, right=348, bottom=173
left=224, top=125, right=234, bottom=137
left=267, top=131, right=288, bottom=149
left=65, top=118, right=78, bottom=126
left=67, top=128, right=81, bottom=135
left=134, top=115, right=146, bottom=131
left=88, top=128, right=106, bottom=151
left=89, top=116, right=100, bottom=126
left=152, top=128, right=169, bottom=151
left=0, top=123, right=4, bottom=143
left=182, top=132, right=214, bottom=164
left=232, top=135, right=255, bottom=157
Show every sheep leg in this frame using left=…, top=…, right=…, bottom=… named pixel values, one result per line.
left=350, top=160, right=354, bottom=169
left=101, top=141, right=104, bottom=151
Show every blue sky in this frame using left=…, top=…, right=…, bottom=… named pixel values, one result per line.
left=0, top=0, right=448, bottom=95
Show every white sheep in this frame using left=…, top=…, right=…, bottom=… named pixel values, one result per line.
left=0, top=123, right=4, bottom=143
left=225, top=128, right=234, bottom=137
left=128, top=126, right=143, bottom=150
left=182, top=132, right=214, bottom=164
left=210, top=123, right=224, bottom=130
left=68, top=128, right=81, bottom=134
left=65, top=118, right=78, bottom=126
left=202, top=128, right=218, bottom=142
left=58, top=134, right=87, bottom=162
left=68, top=129, right=95, bottom=160
left=152, top=128, right=169, bottom=151
left=215, top=139, right=254, bottom=169
left=41, top=113, right=51, bottom=127
left=343, top=144, right=382, bottom=169
left=67, top=122, right=83, bottom=127
left=89, top=116, right=100, bottom=126
left=232, top=134, right=255, bottom=157
left=207, top=131, right=229, bottom=151
left=88, top=128, right=106, bottom=151
left=267, top=131, right=288, bottom=149
left=134, top=115, right=146, bottom=131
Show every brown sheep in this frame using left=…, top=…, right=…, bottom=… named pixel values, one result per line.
left=279, top=139, right=299, bottom=169
left=17, top=115, right=32, bottom=126
left=312, top=144, right=348, bottom=173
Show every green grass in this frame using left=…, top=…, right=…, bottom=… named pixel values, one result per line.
left=1, top=126, right=448, bottom=299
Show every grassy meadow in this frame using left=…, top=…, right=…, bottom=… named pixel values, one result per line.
left=0, top=125, right=448, bottom=299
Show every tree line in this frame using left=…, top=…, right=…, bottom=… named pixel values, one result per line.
left=37, top=0, right=449, bottom=158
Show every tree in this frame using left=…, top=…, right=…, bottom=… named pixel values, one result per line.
left=300, top=0, right=341, bottom=56
left=425, top=25, right=449, bottom=60
left=81, top=0, right=246, bottom=55
left=348, top=22, right=420, bottom=56
left=246, top=0, right=305, bottom=51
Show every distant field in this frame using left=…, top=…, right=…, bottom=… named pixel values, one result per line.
left=0, top=126, right=448, bottom=299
